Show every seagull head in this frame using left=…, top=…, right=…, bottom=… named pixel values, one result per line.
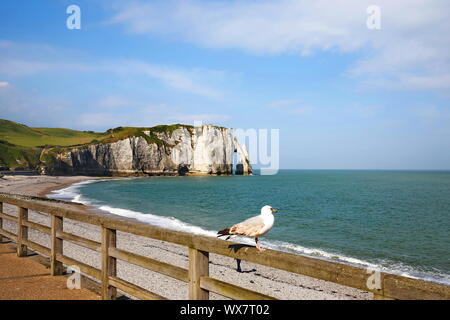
left=261, top=205, right=279, bottom=215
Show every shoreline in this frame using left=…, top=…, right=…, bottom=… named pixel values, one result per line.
left=0, top=175, right=372, bottom=300
left=38, top=177, right=100, bottom=198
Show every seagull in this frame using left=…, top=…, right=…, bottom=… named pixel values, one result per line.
left=217, top=205, right=279, bottom=252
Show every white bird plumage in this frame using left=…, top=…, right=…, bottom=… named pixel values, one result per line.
left=217, top=205, right=279, bottom=252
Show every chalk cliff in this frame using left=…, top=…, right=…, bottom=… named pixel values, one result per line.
left=39, top=125, right=252, bottom=176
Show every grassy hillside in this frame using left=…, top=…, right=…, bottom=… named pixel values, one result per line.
left=0, top=119, right=104, bottom=147
left=0, top=119, right=194, bottom=170
left=0, top=140, right=41, bottom=169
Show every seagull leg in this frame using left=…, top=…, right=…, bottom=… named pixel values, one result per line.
left=255, top=237, right=266, bottom=252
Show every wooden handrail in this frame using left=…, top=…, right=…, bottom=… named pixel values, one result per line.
left=57, top=230, right=101, bottom=252
left=200, top=276, right=277, bottom=300
left=109, top=247, right=189, bottom=282
left=1, top=192, right=449, bottom=300
left=0, top=211, right=18, bottom=222
left=23, top=220, right=51, bottom=235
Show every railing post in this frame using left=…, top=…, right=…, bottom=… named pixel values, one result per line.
left=0, top=202, right=4, bottom=242
left=188, top=247, right=209, bottom=300
left=51, top=215, right=64, bottom=275
left=17, top=207, right=28, bottom=257
left=101, top=226, right=117, bottom=300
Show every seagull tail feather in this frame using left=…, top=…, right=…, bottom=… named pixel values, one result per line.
left=217, top=228, right=231, bottom=238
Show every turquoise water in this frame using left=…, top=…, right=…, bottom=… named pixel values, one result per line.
left=51, top=170, right=450, bottom=284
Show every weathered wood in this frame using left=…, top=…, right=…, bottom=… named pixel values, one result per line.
left=57, top=230, right=101, bottom=252
left=188, top=247, right=209, bottom=300
left=1, top=193, right=450, bottom=300
left=0, top=227, right=18, bottom=242
left=51, top=215, right=64, bottom=275
left=0, top=202, right=3, bottom=242
left=108, top=276, right=168, bottom=300
left=106, top=216, right=377, bottom=291
left=101, top=226, right=117, bottom=300
left=21, top=238, right=51, bottom=257
left=22, top=220, right=51, bottom=235
left=200, top=276, right=277, bottom=300
left=0, top=211, right=18, bottom=222
left=109, top=247, right=189, bottom=282
left=373, top=293, right=394, bottom=300
left=17, top=207, right=28, bottom=257
left=0, top=193, right=104, bottom=226
left=382, top=273, right=450, bottom=300
left=56, top=253, right=101, bottom=279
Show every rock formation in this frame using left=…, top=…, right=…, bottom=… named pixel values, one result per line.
left=40, top=125, right=252, bottom=176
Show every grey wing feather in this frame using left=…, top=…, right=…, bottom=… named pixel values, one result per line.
left=228, top=215, right=266, bottom=237
left=239, top=215, right=265, bottom=227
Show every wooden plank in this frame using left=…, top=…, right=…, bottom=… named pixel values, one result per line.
left=23, top=220, right=51, bottom=235
left=0, top=212, right=18, bottom=222
left=188, top=247, right=209, bottom=300
left=109, top=247, right=189, bottom=282
left=373, top=294, right=394, bottom=300
left=17, top=207, right=28, bottom=257
left=101, top=227, right=117, bottom=300
left=51, top=215, right=64, bottom=275
left=57, top=230, right=101, bottom=252
left=0, top=227, right=18, bottom=242
left=21, top=238, right=51, bottom=257
left=0, top=193, right=104, bottom=226
left=56, top=253, right=102, bottom=279
left=382, top=273, right=450, bottom=300
left=0, top=202, right=3, bottom=242
left=108, top=276, right=168, bottom=300
left=200, top=276, right=277, bottom=300
left=108, top=217, right=376, bottom=291
left=1, top=193, right=449, bottom=300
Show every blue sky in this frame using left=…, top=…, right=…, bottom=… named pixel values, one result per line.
left=1, top=0, right=450, bottom=169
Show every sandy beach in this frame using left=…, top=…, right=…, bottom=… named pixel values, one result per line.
left=0, top=175, right=371, bottom=300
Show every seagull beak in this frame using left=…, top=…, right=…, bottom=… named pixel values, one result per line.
left=271, top=208, right=279, bottom=213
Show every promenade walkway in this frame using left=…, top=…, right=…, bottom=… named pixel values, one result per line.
left=0, top=242, right=100, bottom=300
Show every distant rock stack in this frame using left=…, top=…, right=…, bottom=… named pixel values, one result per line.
left=40, top=125, right=252, bottom=176
left=233, top=137, right=251, bottom=175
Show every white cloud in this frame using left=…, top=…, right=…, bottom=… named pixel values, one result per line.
left=108, top=0, right=450, bottom=92
left=0, top=41, right=224, bottom=99
left=0, top=84, right=73, bottom=128
left=0, top=82, right=9, bottom=87
left=107, top=60, right=222, bottom=99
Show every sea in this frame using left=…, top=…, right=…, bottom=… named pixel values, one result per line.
left=48, top=170, right=450, bottom=285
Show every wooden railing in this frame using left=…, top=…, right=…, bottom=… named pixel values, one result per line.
left=0, top=192, right=449, bottom=300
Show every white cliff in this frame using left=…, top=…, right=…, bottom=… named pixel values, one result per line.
left=41, top=125, right=252, bottom=176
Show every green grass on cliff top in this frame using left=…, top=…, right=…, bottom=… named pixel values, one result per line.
left=0, top=119, right=194, bottom=148
left=0, top=120, right=207, bottom=169
left=0, top=119, right=104, bottom=147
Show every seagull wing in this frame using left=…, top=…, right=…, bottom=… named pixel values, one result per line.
left=228, top=215, right=266, bottom=237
